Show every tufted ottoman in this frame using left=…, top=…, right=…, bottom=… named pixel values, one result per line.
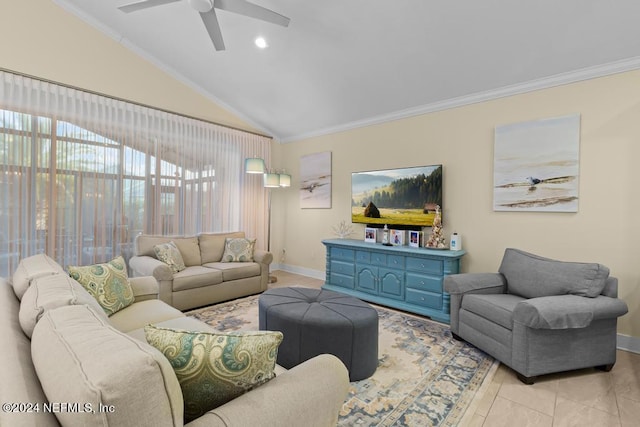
left=259, top=287, right=378, bottom=381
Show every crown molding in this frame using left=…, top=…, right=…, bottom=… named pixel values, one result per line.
left=279, top=56, right=640, bottom=143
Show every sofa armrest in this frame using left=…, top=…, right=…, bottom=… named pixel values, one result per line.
left=253, top=250, right=273, bottom=266
left=444, top=273, right=507, bottom=295
left=185, top=354, right=350, bottom=427
left=128, top=276, right=159, bottom=302
left=129, top=255, right=173, bottom=281
left=513, top=294, right=629, bottom=329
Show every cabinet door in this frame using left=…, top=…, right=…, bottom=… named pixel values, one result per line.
left=356, top=265, right=378, bottom=294
left=379, top=268, right=404, bottom=300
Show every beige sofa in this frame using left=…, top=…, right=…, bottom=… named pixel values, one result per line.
left=129, top=232, right=272, bottom=310
left=1, top=254, right=350, bottom=427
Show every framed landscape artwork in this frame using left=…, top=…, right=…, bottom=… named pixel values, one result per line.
left=493, top=114, right=580, bottom=212
left=300, top=151, right=332, bottom=209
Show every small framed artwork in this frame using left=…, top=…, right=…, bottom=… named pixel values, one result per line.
left=390, top=229, right=405, bottom=246
left=409, top=230, right=422, bottom=248
left=364, top=227, right=377, bottom=243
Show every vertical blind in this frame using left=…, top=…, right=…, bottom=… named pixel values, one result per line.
left=0, top=70, right=270, bottom=276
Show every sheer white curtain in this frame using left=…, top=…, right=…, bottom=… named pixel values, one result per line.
left=0, top=70, right=270, bottom=276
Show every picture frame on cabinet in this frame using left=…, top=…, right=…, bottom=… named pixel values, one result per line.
left=409, top=230, right=422, bottom=248
left=390, top=229, right=405, bottom=246
left=364, top=227, right=377, bottom=243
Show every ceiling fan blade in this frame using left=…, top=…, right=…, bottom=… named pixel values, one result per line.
left=214, top=0, right=290, bottom=27
left=118, top=0, right=181, bottom=13
left=200, top=9, right=226, bottom=51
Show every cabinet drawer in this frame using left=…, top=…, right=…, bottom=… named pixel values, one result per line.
left=406, top=257, right=442, bottom=275
left=406, top=288, right=442, bottom=309
left=371, top=252, right=386, bottom=265
left=356, top=251, right=371, bottom=263
left=331, top=247, right=354, bottom=261
left=331, top=260, right=354, bottom=276
left=406, top=273, right=441, bottom=293
left=330, top=273, right=354, bottom=289
left=387, top=255, right=404, bottom=268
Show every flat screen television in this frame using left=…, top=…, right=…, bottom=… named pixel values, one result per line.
left=351, top=165, right=442, bottom=228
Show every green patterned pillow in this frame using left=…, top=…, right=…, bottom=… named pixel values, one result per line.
left=144, top=325, right=282, bottom=423
left=154, top=241, right=186, bottom=273
left=67, top=256, right=134, bottom=316
left=221, top=238, right=256, bottom=262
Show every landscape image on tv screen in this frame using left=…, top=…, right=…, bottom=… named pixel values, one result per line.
left=351, top=165, right=442, bottom=227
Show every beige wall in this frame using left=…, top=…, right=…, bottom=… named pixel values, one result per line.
left=2, top=0, right=259, bottom=133
left=273, top=70, right=640, bottom=339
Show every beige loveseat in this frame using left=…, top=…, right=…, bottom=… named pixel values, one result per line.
left=129, top=232, right=272, bottom=310
left=1, top=254, right=350, bottom=427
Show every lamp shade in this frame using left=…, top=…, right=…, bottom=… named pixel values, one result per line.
left=279, top=173, right=291, bottom=187
left=264, top=172, right=281, bottom=188
left=245, top=157, right=265, bottom=174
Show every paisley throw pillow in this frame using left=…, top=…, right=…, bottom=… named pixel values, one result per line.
left=154, top=241, right=186, bottom=273
left=144, top=325, right=282, bottom=423
left=221, top=238, right=256, bottom=262
left=67, top=256, right=134, bottom=316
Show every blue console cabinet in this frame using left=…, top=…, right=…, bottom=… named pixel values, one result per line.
left=321, top=239, right=466, bottom=323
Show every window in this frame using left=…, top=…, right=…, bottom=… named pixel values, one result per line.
left=0, top=71, right=270, bottom=276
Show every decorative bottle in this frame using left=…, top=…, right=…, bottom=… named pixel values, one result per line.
left=450, top=232, right=462, bottom=251
left=382, top=225, right=390, bottom=245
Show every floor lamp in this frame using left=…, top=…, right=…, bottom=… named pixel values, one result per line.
left=245, top=158, right=290, bottom=283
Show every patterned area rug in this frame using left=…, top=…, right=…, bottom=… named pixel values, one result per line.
left=187, top=294, right=496, bottom=427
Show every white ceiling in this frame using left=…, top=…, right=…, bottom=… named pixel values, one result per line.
left=55, top=0, right=640, bottom=142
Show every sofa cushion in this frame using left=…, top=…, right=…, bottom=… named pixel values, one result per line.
left=19, top=273, right=108, bottom=338
left=499, top=248, right=610, bottom=299
left=172, top=266, right=223, bottom=292
left=154, top=241, right=186, bottom=273
left=203, top=262, right=261, bottom=281
left=461, top=293, right=525, bottom=330
left=31, top=305, right=184, bottom=427
left=108, top=299, right=185, bottom=333
left=11, top=253, right=65, bottom=300
left=136, top=235, right=202, bottom=267
left=145, top=325, right=283, bottom=423
left=127, top=315, right=217, bottom=342
left=221, top=238, right=256, bottom=262
left=199, top=232, right=245, bottom=264
left=68, top=256, right=135, bottom=316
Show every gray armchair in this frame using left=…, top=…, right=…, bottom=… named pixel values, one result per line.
left=444, top=248, right=628, bottom=384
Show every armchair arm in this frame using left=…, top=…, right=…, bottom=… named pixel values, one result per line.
left=185, top=354, right=349, bottom=427
left=129, top=255, right=173, bottom=281
left=444, top=273, right=507, bottom=294
left=128, top=276, right=159, bottom=302
left=513, top=294, right=629, bottom=329
left=445, top=273, right=507, bottom=335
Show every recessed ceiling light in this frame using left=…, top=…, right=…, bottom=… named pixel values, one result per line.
left=255, top=37, right=268, bottom=49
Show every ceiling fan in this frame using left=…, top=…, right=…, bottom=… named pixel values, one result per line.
left=118, top=0, right=290, bottom=51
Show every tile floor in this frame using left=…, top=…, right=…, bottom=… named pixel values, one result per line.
left=269, top=270, right=640, bottom=427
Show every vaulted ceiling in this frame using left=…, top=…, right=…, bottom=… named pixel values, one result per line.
left=55, top=1, right=640, bottom=142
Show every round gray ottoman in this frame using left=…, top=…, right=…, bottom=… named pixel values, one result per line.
left=258, top=287, right=378, bottom=381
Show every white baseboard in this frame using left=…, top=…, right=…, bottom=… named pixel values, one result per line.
left=271, top=264, right=640, bottom=354
left=270, top=263, right=325, bottom=281
left=617, top=334, right=640, bottom=354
